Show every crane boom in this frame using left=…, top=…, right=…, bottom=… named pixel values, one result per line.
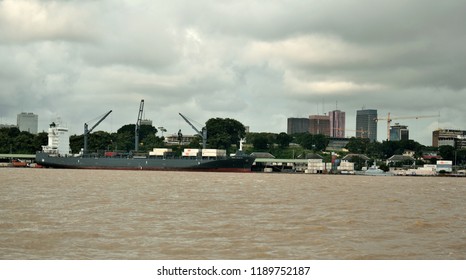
left=178, top=113, right=207, bottom=149
left=375, top=112, right=440, bottom=141
left=135, top=99, right=144, bottom=151
left=84, top=110, right=112, bottom=154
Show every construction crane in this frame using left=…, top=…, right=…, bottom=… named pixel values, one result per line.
left=178, top=113, right=207, bottom=149
left=84, top=110, right=112, bottom=154
left=135, top=99, right=144, bottom=151
left=375, top=112, right=439, bottom=141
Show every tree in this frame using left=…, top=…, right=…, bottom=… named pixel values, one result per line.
left=367, top=141, right=383, bottom=159
left=439, top=145, right=455, bottom=160
left=313, top=134, right=329, bottom=151
left=117, top=124, right=157, bottom=142
left=0, top=128, right=47, bottom=154
left=276, top=132, right=292, bottom=149
left=345, top=137, right=370, bottom=154
left=251, top=134, right=269, bottom=150
left=33, top=132, right=48, bottom=152
left=379, top=163, right=390, bottom=172
left=205, top=118, right=246, bottom=151
left=89, top=131, right=113, bottom=152
left=114, top=131, right=133, bottom=152
left=139, top=133, right=164, bottom=152
left=380, top=140, right=399, bottom=158
left=70, top=134, right=84, bottom=153
left=291, top=133, right=329, bottom=151
left=456, top=149, right=466, bottom=165
left=296, top=133, right=314, bottom=150
left=13, top=131, right=34, bottom=153
left=0, top=128, right=13, bottom=153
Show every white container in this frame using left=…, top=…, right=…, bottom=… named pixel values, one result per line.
left=202, top=149, right=227, bottom=157
left=151, top=148, right=172, bottom=156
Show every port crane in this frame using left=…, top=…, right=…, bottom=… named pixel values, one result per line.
left=84, top=110, right=112, bottom=154
left=135, top=99, right=144, bottom=151
left=178, top=113, right=207, bottom=149
left=375, top=112, right=439, bottom=141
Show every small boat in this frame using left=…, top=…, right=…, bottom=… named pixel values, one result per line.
left=362, top=166, right=393, bottom=176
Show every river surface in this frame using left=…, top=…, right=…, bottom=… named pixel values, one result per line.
left=1, top=168, right=465, bottom=259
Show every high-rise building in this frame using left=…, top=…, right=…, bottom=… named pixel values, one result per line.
left=309, top=115, right=330, bottom=136
left=432, top=129, right=466, bottom=147
left=356, top=109, right=377, bottom=142
left=17, top=112, right=38, bottom=134
left=287, top=118, right=310, bottom=134
left=390, top=123, right=409, bottom=141
left=329, top=110, right=345, bottom=138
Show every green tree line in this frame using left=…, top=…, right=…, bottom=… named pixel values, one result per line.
left=0, top=117, right=248, bottom=155
left=0, top=127, right=47, bottom=154
left=2, top=119, right=466, bottom=165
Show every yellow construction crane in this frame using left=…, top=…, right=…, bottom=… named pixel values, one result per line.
left=375, top=112, right=439, bottom=141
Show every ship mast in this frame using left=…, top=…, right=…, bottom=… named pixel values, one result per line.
left=135, top=99, right=144, bottom=151
left=178, top=113, right=207, bottom=149
left=84, top=110, right=112, bottom=154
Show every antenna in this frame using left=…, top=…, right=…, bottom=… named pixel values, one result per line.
left=322, top=98, right=325, bottom=115
left=437, top=111, right=440, bottom=130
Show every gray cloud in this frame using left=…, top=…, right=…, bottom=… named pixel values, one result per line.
left=1, top=0, right=465, bottom=146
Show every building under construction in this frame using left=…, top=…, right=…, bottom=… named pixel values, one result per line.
left=432, top=129, right=466, bottom=148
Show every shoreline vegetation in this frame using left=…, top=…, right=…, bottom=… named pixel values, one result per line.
left=1, top=119, right=465, bottom=175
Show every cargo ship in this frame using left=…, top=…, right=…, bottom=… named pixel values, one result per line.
left=35, top=102, right=254, bottom=172
left=36, top=148, right=255, bottom=172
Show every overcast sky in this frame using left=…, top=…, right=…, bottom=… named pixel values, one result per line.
left=1, top=0, right=465, bottom=145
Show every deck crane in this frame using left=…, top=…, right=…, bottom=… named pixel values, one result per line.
left=135, top=99, right=144, bottom=151
left=375, top=112, right=439, bottom=141
left=84, top=110, right=112, bottom=154
left=178, top=113, right=207, bottom=149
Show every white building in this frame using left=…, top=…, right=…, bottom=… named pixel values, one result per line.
left=337, top=161, right=355, bottom=172
left=306, top=159, right=332, bottom=174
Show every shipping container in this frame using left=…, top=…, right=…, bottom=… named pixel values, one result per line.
left=182, top=148, right=200, bottom=157
left=150, top=148, right=172, bottom=156
left=202, top=149, right=227, bottom=157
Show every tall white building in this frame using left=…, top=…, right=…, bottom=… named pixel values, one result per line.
left=17, top=112, right=38, bottom=134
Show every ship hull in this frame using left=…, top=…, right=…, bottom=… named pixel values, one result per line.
left=35, top=152, right=254, bottom=172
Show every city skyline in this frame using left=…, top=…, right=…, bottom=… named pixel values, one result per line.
left=0, top=104, right=449, bottom=146
left=1, top=0, right=466, bottom=146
